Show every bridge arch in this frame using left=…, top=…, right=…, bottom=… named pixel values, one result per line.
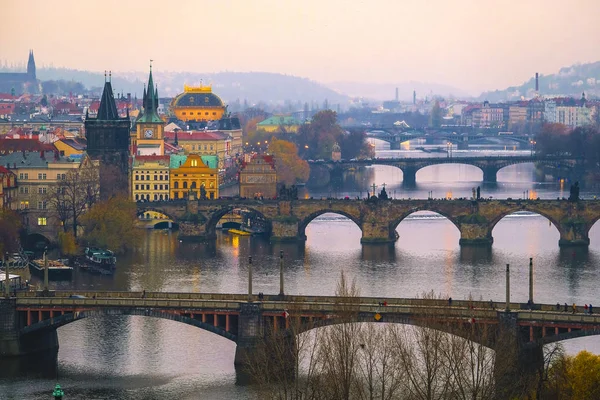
left=204, top=206, right=272, bottom=238
left=298, top=209, right=362, bottom=240
left=22, top=232, right=52, bottom=250
left=488, top=207, right=564, bottom=238
left=136, top=208, right=177, bottom=222
left=21, top=308, right=236, bottom=342
left=390, top=208, right=462, bottom=234
left=538, top=327, right=600, bottom=346
left=413, top=163, right=483, bottom=183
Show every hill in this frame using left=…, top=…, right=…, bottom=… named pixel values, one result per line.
left=479, top=61, right=600, bottom=102
left=34, top=68, right=349, bottom=105
left=328, top=81, right=470, bottom=102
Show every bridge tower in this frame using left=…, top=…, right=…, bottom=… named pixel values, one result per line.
left=0, top=299, right=58, bottom=356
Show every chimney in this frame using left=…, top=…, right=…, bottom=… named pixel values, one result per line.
left=535, top=73, right=539, bottom=92
left=395, top=87, right=399, bottom=102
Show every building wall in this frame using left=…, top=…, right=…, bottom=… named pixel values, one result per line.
left=239, top=157, right=277, bottom=198
left=131, top=162, right=170, bottom=202
left=0, top=170, right=17, bottom=209
left=169, top=154, right=219, bottom=200
left=53, top=140, right=84, bottom=157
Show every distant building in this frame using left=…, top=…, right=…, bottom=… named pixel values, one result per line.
left=0, top=166, right=17, bottom=209
left=239, top=154, right=277, bottom=199
left=257, top=116, right=303, bottom=133
left=0, top=50, right=37, bottom=95
left=163, top=130, right=230, bottom=169
left=331, top=142, right=341, bottom=161
left=170, top=84, right=226, bottom=122
left=53, top=138, right=86, bottom=157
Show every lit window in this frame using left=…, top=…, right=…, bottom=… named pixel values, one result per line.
left=37, top=217, right=47, bottom=226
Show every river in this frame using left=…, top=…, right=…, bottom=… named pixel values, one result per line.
left=1, top=146, right=599, bottom=399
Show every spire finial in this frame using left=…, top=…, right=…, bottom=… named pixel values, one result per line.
left=150, top=59, right=153, bottom=71
left=109, top=70, right=112, bottom=82
left=104, top=70, right=107, bottom=82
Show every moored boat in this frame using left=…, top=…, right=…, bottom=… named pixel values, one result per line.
left=29, top=259, right=73, bottom=280
left=84, top=247, right=117, bottom=270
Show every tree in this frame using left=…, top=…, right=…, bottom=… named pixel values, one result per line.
left=544, top=350, right=600, bottom=400
left=429, top=100, right=443, bottom=128
left=269, top=138, right=310, bottom=185
left=80, top=195, right=140, bottom=254
left=57, top=231, right=77, bottom=259
left=0, top=209, right=22, bottom=254
left=46, top=157, right=99, bottom=237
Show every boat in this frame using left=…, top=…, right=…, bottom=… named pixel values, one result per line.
left=29, top=259, right=73, bottom=280
left=84, top=247, right=117, bottom=270
left=228, top=228, right=251, bottom=236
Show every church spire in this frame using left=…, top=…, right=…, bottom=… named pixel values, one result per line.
left=97, top=76, right=119, bottom=120
left=27, top=49, right=36, bottom=79
left=137, top=60, right=162, bottom=123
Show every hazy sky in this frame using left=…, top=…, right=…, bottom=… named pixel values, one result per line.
left=2, top=0, right=599, bottom=95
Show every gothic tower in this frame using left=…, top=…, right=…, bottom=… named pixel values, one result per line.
left=133, top=63, right=165, bottom=156
left=27, top=50, right=36, bottom=80
left=84, top=72, right=131, bottom=197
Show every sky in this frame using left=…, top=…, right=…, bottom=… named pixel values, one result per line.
left=2, top=0, right=599, bottom=95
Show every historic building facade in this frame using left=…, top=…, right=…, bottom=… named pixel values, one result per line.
left=169, top=154, right=219, bottom=200
left=131, top=155, right=171, bottom=202
left=170, top=84, right=226, bottom=122
left=239, top=154, right=277, bottom=199
left=0, top=166, right=17, bottom=209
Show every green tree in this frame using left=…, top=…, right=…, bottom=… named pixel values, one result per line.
left=80, top=195, right=141, bottom=254
left=429, top=100, right=443, bottom=128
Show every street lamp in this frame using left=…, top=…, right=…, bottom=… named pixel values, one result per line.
left=530, top=140, right=536, bottom=156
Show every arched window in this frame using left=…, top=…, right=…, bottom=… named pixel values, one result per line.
left=174, top=182, right=179, bottom=189
left=135, top=194, right=139, bottom=200
left=183, top=182, right=188, bottom=189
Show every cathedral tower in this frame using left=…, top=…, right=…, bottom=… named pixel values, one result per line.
left=133, top=62, right=165, bottom=155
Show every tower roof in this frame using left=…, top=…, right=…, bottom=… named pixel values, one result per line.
left=97, top=81, right=119, bottom=120
left=137, top=63, right=163, bottom=124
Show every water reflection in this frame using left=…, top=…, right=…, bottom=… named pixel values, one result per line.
left=361, top=243, right=396, bottom=262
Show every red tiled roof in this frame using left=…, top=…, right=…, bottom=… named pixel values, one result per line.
left=0, top=139, right=55, bottom=153
left=135, top=155, right=170, bottom=162
left=163, top=130, right=229, bottom=141
left=0, top=166, right=16, bottom=174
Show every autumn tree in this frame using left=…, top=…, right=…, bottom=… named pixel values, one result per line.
left=543, top=350, right=600, bottom=400
left=0, top=208, right=22, bottom=254
left=80, top=195, right=140, bottom=254
left=296, top=110, right=345, bottom=160
left=429, top=100, right=443, bottom=128
left=269, top=138, right=310, bottom=185
left=535, top=123, right=571, bottom=156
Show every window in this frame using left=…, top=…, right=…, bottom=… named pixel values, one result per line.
left=192, top=145, right=195, bottom=150
left=174, top=182, right=179, bottom=189
left=38, top=187, right=47, bottom=194
left=204, top=145, right=207, bottom=150
left=135, top=175, right=139, bottom=180
left=210, top=145, right=214, bottom=150
left=146, top=185, right=150, bottom=190
left=135, top=185, right=139, bottom=190
left=183, top=182, right=188, bottom=189
left=37, top=217, right=47, bottom=226
left=140, top=175, right=144, bottom=180
left=154, top=194, right=158, bottom=200
left=182, top=112, right=186, bottom=115
left=19, top=173, right=29, bottom=180
left=37, top=201, right=47, bottom=210
left=165, top=185, right=169, bottom=190
left=191, top=159, right=197, bottom=167
left=212, top=112, right=216, bottom=116
left=38, top=173, right=47, bottom=180
left=135, top=194, right=139, bottom=200
left=19, top=186, right=29, bottom=194
left=154, top=184, right=158, bottom=190
left=20, top=201, right=29, bottom=209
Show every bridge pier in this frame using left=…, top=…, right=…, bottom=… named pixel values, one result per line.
left=558, top=218, right=590, bottom=247
left=482, top=167, right=499, bottom=183
left=360, top=222, right=398, bottom=244
left=178, top=222, right=215, bottom=242
left=401, top=166, right=417, bottom=186
left=0, top=299, right=58, bottom=357
left=458, top=223, right=493, bottom=247
left=271, top=218, right=303, bottom=242
left=494, top=311, right=544, bottom=399
left=234, top=302, right=264, bottom=366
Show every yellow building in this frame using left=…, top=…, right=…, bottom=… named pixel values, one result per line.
left=256, top=115, right=302, bottom=133
left=132, top=66, right=165, bottom=156
left=131, top=155, right=170, bottom=202
left=53, top=138, right=86, bottom=157
left=171, top=84, right=226, bottom=122
left=164, top=130, right=231, bottom=169
left=169, top=154, right=219, bottom=200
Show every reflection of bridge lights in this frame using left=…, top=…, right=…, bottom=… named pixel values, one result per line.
left=446, top=191, right=453, bottom=200
left=528, top=190, right=537, bottom=200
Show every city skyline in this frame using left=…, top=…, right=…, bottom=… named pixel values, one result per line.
left=2, top=0, right=600, bottom=95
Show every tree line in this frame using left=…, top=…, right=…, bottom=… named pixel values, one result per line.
left=245, top=272, right=600, bottom=400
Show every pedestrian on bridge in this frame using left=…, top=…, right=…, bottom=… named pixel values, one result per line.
left=589, top=304, right=593, bottom=314
left=564, top=303, right=568, bottom=312
left=572, top=303, right=577, bottom=314
left=556, top=302, right=561, bottom=311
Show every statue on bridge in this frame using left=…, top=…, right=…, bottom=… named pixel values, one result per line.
left=379, top=185, right=389, bottom=200
left=200, top=184, right=207, bottom=200
left=569, top=181, right=580, bottom=202
left=278, top=184, right=298, bottom=200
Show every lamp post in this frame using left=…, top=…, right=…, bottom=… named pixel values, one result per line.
left=279, top=250, right=284, bottom=297
left=530, top=140, right=536, bottom=156
left=505, top=264, right=510, bottom=311
left=4, top=252, right=9, bottom=298
left=44, top=246, right=49, bottom=292
left=248, top=256, right=253, bottom=302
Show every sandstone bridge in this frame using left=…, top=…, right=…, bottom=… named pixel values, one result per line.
left=137, top=198, right=600, bottom=247
left=1, top=290, right=599, bottom=395
left=308, top=155, right=580, bottom=185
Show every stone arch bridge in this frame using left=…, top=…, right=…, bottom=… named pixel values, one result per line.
left=137, top=198, right=600, bottom=247
left=309, top=155, right=580, bottom=184
left=2, top=290, right=599, bottom=391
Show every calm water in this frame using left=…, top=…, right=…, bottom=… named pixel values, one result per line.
left=2, top=148, right=600, bottom=399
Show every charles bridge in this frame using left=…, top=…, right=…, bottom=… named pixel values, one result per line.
left=308, top=155, right=580, bottom=184
left=137, top=197, right=600, bottom=247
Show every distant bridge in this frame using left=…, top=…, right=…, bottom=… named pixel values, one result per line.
left=135, top=198, right=599, bottom=247
left=4, top=291, right=599, bottom=369
left=308, top=155, right=580, bottom=184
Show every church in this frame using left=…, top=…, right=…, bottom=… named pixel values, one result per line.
left=0, top=50, right=37, bottom=94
